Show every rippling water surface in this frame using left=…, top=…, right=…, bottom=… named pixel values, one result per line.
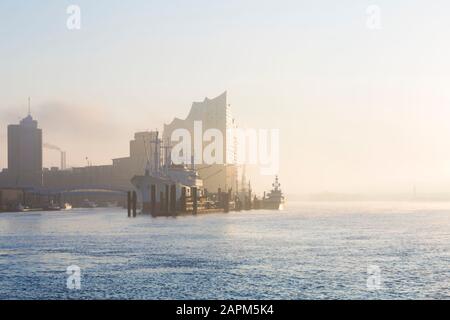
left=0, top=201, right=449, bottom=299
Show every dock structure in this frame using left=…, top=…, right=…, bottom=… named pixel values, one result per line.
left=126, top=129, right=284, bottom=217
left=126, top=185, right=254, bottom=217
left=126, top=174, right=288, bottom=217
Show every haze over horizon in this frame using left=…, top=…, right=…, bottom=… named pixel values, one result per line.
left=2, top=0, right=450, bottom=195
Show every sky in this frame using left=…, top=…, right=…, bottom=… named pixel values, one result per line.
left=1, top=0, right=450, bottom=195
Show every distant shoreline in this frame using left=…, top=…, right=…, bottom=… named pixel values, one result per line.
left=288, top=193, right=450, bottom=202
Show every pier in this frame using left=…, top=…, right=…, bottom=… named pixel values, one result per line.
left=125, top=185, right=267, bottom=218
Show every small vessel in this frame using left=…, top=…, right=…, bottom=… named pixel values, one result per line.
left=45, top=200, right=61, bottom=211
left=262, top=176, right=285, bottom=210
left=15, top=204, right=42, bottom=213
left=80, top=199, right=98, bottom=208
left=132, top=163, right=204, bottom=216
left=62, top=203, right=72, bottom=210
left=16, top=204, right=30, bottom=212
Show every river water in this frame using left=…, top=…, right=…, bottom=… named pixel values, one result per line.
left=0, top=201, right=449, bottom=299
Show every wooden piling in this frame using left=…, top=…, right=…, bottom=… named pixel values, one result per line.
left=151, top=185, right=156, bottom=215
left=165, top=184, right=169, bottom=214
left=224, top=192, right=229, bottom=213
left=192, top=187, right=198, bottom=214
left=132, top=191, right=137, bottom=217
left=180, top=187, right=186, bottom=212
left=170, top=184, right=176, bottom=213
left=127, top=191, right=131, bottom=217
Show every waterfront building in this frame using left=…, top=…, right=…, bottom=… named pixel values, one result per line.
left=0, top=93, right=240, bottom=197
left=163, top=92, right=238, bottom=192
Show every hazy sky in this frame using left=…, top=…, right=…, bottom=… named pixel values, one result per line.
left=1, top=0, right=450, bottom=194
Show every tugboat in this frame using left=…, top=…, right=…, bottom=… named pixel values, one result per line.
left=62, top=203, right=73, bottom=210
left=262, top=176, right=285, bottom=210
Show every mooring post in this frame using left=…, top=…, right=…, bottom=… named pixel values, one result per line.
left=180, top=187, right=186, bottom=212
left=151, top=185, right=156, bottom=215
left=218, top=188, right=222, bottom=208
left=160, top=191, right=164, bottom=214
left=132, top=191, right=137, bottom=217
left=224, top=192, right=230, bottom=213
left=127, top=191, right=131, bottom=217
left=170, top=184, right=176, bottom=213
left=192, top=187, right=198, bottom=215
left=164, top=184, right=169, bottom=214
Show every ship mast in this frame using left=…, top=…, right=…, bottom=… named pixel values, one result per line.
left=273, top=176, right=281, bottom=191
left=28, top=97, right=31, bottom=116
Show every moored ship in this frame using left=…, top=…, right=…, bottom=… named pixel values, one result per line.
left=262, top=176, right=285, bottom=210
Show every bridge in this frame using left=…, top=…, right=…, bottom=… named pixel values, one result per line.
left=25, top=185, right=130, bottom=196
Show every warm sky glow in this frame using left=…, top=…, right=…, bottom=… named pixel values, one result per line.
left=1, top=0, right=450, bottom=195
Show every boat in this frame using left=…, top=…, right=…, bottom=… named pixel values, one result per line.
left=16, top=204, right=29, bottom=212
left=132, top=162, right=204, bottom=216
left=79, top=199, right=98, bottom=208
left=44, top=200, right=61, bottom=211
left=62, top=203, right=72, bottom=210
left=262, top=176, right=285, bottom=210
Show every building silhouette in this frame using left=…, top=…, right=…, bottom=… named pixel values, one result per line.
left=7, top=113, right=43, bottom=188
left=42, top=131, right=160, bottom=191
left=1, top=93, right=239, bottom=195
left=163, top=91, right=238, bottom=192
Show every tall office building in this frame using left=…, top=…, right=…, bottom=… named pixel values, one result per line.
left=8, top=114, right=43, bottom=188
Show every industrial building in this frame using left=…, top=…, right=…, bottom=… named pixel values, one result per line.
left=43, top=131, right=160, bottom=191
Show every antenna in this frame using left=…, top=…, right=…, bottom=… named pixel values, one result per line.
left=142, top=136, right=151, bottom=175
left=28, top=97, right=31, bottom=116
left=142, top=136, right=150, bottom=163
